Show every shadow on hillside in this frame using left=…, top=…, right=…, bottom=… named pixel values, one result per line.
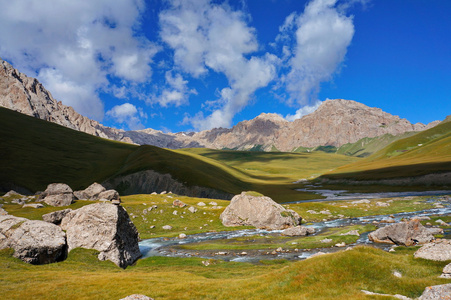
left=319, top=161, right=451, bottom=182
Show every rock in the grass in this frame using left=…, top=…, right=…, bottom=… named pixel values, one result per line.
left=220, top=192, right=301, bottom=230
left=440, top=263, right=451, bottom=279
left=74, top=182, right=106, bottom=200
left=3, top=190, right=24, bottom=198
left=173, top=199, right=186, bottom=208
left=188, top=206, right=198, bottom=213
left=419, top=283, right=451, bottom=300
left=376, top=202, right=390, bottom=207
left=341, top=230, right=360, bottom=236
left=61, top=202, right=141, bottom=268
left=98, top=189, right=121, bottom=202
left=197, top=202, right=206, bottom=206
left=368, top=219, right=435, bottom=246
left=22, top=203, right=44, bottom=209
left=282, top=226, right=315, bottom=236
left=179, top=233, right=187, bottom=239
left=414, top=239, right=451, bottom=261
left=0, top=215, right=66, bottom=264
left=42, top=209, right=73, bottom=224
left=209, top=201, right=218, bottom=206
left=43, top=183, right=75, bottom=207
left=162, top=225, right=172, bottom=230
left=120, top=295, right=154, bottom=300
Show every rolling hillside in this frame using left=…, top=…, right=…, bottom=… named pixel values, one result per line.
left=0, top=107, right=359, bottom=202
left=321, top=118, right=451, bottom=183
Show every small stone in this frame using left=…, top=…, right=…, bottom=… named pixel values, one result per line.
left=22, top=203, right=44, bottom=209
left=321, top=238, right=333, bottom=243
left=172, top=210, right=178, bottom=215
left=197, top=202, right=206, bottom=206
left=188, top=206, right=197, bottom=213
left=178, top=233, right=187, bottom=239
left=209, top=201, right=218, bottom=206
left=335, top=242, right=346, bottom=247
left=162, top=225, right=172, bottom=230
left=393, top=271, right=402, bottom=278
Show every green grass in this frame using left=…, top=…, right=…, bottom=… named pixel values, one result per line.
left=0, top=107, right=360, bottom=202
left=0, top=246, right=448, bottom=299
left=322, top=120, right=451, bottom=181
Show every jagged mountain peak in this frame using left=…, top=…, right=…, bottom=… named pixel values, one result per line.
left=0, top=58, right=442, bottom=152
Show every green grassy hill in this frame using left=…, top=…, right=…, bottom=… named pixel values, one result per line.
left=322, top=119, right=451, bottom=181
left=0, top=107, right=248, bottom=195
left=0, top=107, right=359, bottom=201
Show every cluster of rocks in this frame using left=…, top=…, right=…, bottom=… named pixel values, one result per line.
left=41, top=182, right=121, bottom=207
left=220, top=192, right=301, bottom=230
left=0, top=202, right=141, bottom=268
left=1, top=183, right=121, bottom=208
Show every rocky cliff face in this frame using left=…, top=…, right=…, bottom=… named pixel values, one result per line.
left=0, top=59, right=133, bottom=143
left=0, top=58, right=440, bottom=152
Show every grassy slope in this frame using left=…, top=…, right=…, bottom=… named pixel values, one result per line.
left=0, top=107, right=359, bottom=201
left=0, top=107, right=248, bottom=195
left=178, top=148, right=360, bottom=202
left=322, top=120, right=451, bottom=180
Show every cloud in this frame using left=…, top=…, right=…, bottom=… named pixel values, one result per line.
left=150, top=71, right=197, bottom=107
left=159, top=0, right=278, bottom=130
left=106, top=103, right=145, bottom=130
left=277, top=0, right=355, bottom=106
left=0, top=0, right=157, bottom=121
left=285, top=100, right=322, bottom=121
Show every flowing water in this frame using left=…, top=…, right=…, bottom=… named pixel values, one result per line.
left=139, top=194, right=451, bottom=263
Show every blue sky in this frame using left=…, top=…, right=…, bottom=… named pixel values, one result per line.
left=0, top=0, right=450, bottom=132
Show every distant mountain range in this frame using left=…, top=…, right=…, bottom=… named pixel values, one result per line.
left=0, top=58, right=440, bottom=151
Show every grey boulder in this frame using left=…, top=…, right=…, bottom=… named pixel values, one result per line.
left=368, top=219, right=435, bottom=246
left=414, top=239, right=451, bottom=261
left=282, top=226, right=315, bottom=236
left=220, top=192, right=301, bottom=230
left=61, top=202, right=141, bottom=268
left=74, top=182, right=106, bottom=200
left=98, top=189, right=121, bottom=202
left=0, top=215, right=66, bottom=264
left=42, top=209, right=73, bottom=224
left=43, top=183, right=75, bottom=207
left=419, top=283, right=451, bottom=300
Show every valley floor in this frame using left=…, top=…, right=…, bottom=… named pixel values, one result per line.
left=1, top=192, right=451, bottom=299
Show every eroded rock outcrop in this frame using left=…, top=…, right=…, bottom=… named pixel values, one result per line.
left=61, top=202, right=141, bottom=268
left=220, top=192, right=301, bottom=230
left=42, top=209, right=73, bottom=224
left=0, top=215, right=66, bottom=264
left=368, top=219, right=436, bottom=246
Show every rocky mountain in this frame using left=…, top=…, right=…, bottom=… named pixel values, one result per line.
left=0, top=58, right=440, bottom=152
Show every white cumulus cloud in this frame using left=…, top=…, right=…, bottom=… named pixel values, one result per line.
left=277, top=0, right=355, bottom=107
left=0, top=0, right=157, bottom=120
left=106, top=103, right=145, bottom=130
left=159, top=0, right=278, bottom=130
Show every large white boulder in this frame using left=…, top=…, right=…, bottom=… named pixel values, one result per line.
left=220, top=192, right=301, bottom=230
left=0, top=215, right=66, bottom=264
left=61, top=202, right=141, bottom=268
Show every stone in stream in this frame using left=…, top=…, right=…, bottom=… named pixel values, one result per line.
left=368, top=219, right=435, bottom=246
left=220, top=192, right=301, bottom=230
left=282, top=226, right=315, bottom=236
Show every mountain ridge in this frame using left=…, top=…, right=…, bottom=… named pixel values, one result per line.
left=0, top=58, right=441, bottom=151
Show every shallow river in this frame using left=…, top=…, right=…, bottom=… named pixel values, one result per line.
left=139, top=194, right=451, bottom=263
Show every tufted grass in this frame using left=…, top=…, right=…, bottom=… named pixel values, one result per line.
left=0, top=246, right=449, bottom=300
